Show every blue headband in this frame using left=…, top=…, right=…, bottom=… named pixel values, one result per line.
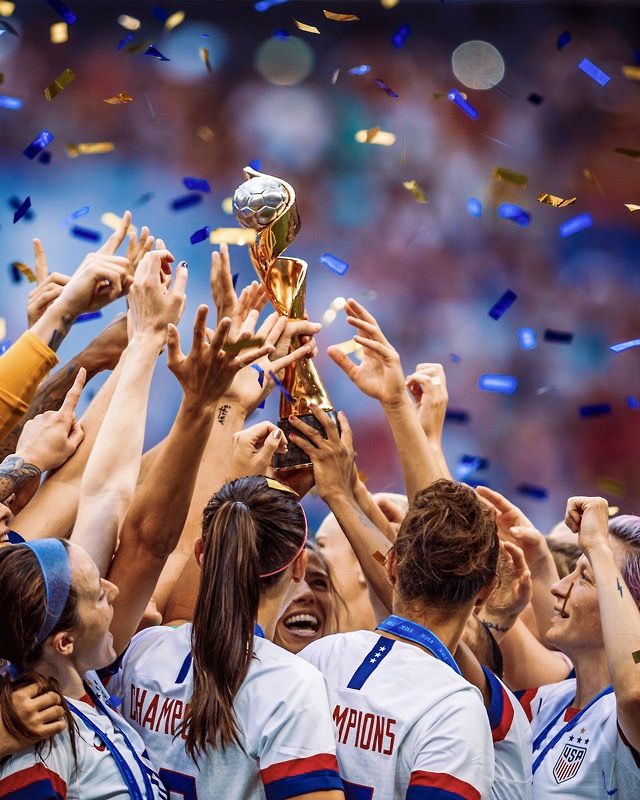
left=24, top=539, right=72, bottom=646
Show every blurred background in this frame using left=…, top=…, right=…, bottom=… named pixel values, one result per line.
left=1, top=0, right=640, bottom=533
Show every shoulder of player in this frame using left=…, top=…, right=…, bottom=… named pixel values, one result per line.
left=254, top=636, right=326, bottom=681
left=120, top=623, right=190, bottom=668
left=516, top=677, right=577, bottom=722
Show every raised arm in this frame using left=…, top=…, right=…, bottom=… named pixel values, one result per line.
left=405, top=362, right=452, bottom=480
left=327, top=299, right=442, bottom=500
left=70, top=249, right=186, bottom=574
left=565, top=496, right=640, bottom=752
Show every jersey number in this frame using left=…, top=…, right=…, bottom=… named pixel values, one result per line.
left=159, top=769, right=198, bottom=800
left=344, top=780, right=374, bottom=799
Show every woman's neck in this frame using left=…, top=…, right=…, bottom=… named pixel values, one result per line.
left=33, top=656, right=85, bottom=699
left=388, top=601, right=472, bottom=654
left=571, top=649, right=611, bottom=708
left=258, top=589, right=289, bottom=642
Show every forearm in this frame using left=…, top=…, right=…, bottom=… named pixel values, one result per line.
left=29, top=297, right=76, bottom=353
left=530, top=554, right=562, bottom=642
left=427, top=438, right=453, bottom=481
left=0, top=455, right=42, bottom=503
left=382, top=395, right=445, bottom=500
left=499, top=617, right=572, bottom=691
left=353, top=480, right=397, bottom=543
left=72, top=335, right=161, bottom=573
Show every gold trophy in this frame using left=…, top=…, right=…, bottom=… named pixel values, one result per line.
left=233, top=166, right=339, bottom=470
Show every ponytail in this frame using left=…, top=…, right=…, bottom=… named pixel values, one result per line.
left=184, top=477, right=306, bottom=760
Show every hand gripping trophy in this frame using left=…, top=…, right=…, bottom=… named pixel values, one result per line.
left=233, top=166, right=339, bottom=471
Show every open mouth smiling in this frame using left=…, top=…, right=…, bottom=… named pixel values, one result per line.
left=282, top=612, right=322, bottom=637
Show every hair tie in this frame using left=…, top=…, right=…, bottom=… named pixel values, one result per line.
left=233, top=501, right=250, bottom=513
left=23, top=540, right=71, bottom=646
left=259, top=505, right=308, bottom=579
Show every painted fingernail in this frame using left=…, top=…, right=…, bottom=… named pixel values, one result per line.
left=272, top=429, right=281, bottom=439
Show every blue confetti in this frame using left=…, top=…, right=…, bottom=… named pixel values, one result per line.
left=488, top=290, right=517, bottom=320
left=61, top=205, right=89, bottom=227
left=391, top=23, right=411, bottom=49
left=269, top=370, right=294, bottom=402
left=152, top=5, right=170, bottom=22
left=272, top=28, right=289, bottom=39
left=544, top=329, right=574, bottom=344
left=232, top=272, right=239, bottom=289
left=449, top=353, right=462, bottom=363
left=70, top=225, right=101, bottom=242
left=320, top=253, right=349, bottom=275
left=0, top=19, right=18, bottom=36
left=23, top=129, right=54, bottom=160
left=467, top=198, right=482, bottom=217
left=117, top=34, right=134, bottom=50
left=0, top=95, right=23, bottom=111
left=170, top=193, right=203, bottom=211
left=557, top=30, right=571, bottom=49
left=609, top=338, right=640, bottom=353
left=249, top=159, right=262, bottom=171
left=448, top=88, right=478, bottom=120
left=455, top=454, right=489, bottom=481
left=252, top=364, right=266, bottom=409
left=635, top=50, right=640, bottom=66
left=38, top=151, right=51, bottom=164
left=374, top=77, right=399, bottom=98
left=498, top=203, right=530, bottom=227
left=183, top=177, right=211, bottom=193
left=478, top=374, right=518, bottom=394
left=9, top=196, right=34, bottom=221
left=559, top=212, right=592, bottom=238
left=134, top=192, right=154, bottom=206
left=578, top=57, right=611, bottom=86
left=47, top=0, right=76, bottom=24
left=528, top=93, right=544, bottom=105
left=445, top=409, right=469, bottom=424
left=12, top=196, right=31, bottom=224
left=9, top=264, right=21, bottom=283
left=145, top=45, right=170, bottom=61
left=75, top=311, right=103, bottom=323
left=516, top=484, right=548, bottom=500
left=0, top=340, right=12, bottom=354
left=255, top=0, right=289, bottom=10
left=518, top=327, right=538, bottom=350
left=190, top=225, right=210, bottom=244
left=580, top=404, right=611, bottom=418
left=348, top=65, right=371, bottom=75
left=627, top=395, right=640, bottom=410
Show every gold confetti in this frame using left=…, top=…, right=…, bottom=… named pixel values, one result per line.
left=624, top=204, right=640, bottom=212
left=0, top=318, right=6, bottom=341
left=50, top=21, right=68, bottom=43
left=210, top=228, right=257, bottom=246
left=321, top=296, right=346, bottom=325
left=66, top=142, right=115, bottom=157
left=403, top=179, right=428, bottom=203
left=332, top=338, right=364, bottom=358
left=323, top=10, right=359, bottom=21
left=200, top=47, right=212, bottom=73
left=597, top=477, right=626, bottom=496
left=221, top=197, right=234, bottom=214
left=632, top=649, right=640, bottom=664
left=381, top=0, right=399, bottom=6
left=622, top=65, right=640, bottom=80
left=11, top=261, right=36, bottom=283
left=372, top=550, right=387, bottom=565
left=165, top=10, right=185, bottom=31
left=43, top=67, right=75, bottom=101
left=608, top=506, right=620, bottom=517
left=583, top=167, right=604, bottom=196
left=433, top=90, right=467, bottom=101
left=197, top=125, right=215, bottom=142
left=0, top=2, right=15, bottom=15
left=101, top=212, right=137, bottom=235
left=615, top=147, right=640, bottom=159
left=222, top=337, right=264, bottom=355
left=103, top=92, right=133, bottom=104
left=492, top=167, right=528, bottom=187
left=125, top=39, right=151, bottom=55
left=537, top=193, right=576, bottom=208
left=355, top=128, right=396, bottom=146
left=117, top=14, right=140, bottom=30
left=294, top=19, right=321, bottom=34
left=331, top=68, right=340, bottom=85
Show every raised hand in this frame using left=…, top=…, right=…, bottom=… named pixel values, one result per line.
left=481, top=541, right=533, bottom=633
left=475, top=485, right=536, bottom=536
left=26, top=239, right=70, bottom=326
left=125, top=225, right=154, bottom=278
left=405, top=362, right=448, bottom=443
left=327, top=299, right=405, bottom=408
left=127, top=249, right=186, bottom=341
left=210, top=243, right=238, bottom=325
left=564, top=495, right=610, bottom=554
left=230, top=421, right=288, bottom=479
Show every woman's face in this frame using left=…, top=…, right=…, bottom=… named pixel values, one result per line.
left=66, top=545, right=119, bottom=672
left=274, top=551, right=336, bottom=654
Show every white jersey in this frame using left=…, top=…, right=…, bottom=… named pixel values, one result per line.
left=481, top=667, right=532, bottom=800
left=300, top=629, right=495, bottom=799
left=109, top=624, right=342, bottom=800
left=517, top=679, right=640, bottom=798
left=0, top=671, right=166, bottom=800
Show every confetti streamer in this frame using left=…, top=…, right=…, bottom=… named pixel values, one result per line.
left=38, top=152, right=51, bottom=164
left=294, top=19, right=320, bottom=34
left=252, top=363, right=266, bottom=409
left=117, top=34, right=135, bottom=51
left=354, top=128, right=396, bottom=145
left=516, top=484, right=548, bottom=500
left=488, top=290, right=517, bottom=320
left=527, top=92, right=544, bottom=105
left=269, top=370, right=294, bottom=402
left=455, top=454, right=489, bottom=480
left=47, top=0, right=75, bottom=24
left=210, top=228, right=257, bottom=245
left=583, top=168, right=604, bottom=195
left=580, top=404, right=611, bottom=417
left=578, top=58, right=611, bottom=86
left=165, top=10, right=185, bottom=31
left=627, top=395, right=640, bottom=410
left=183, top=177, right=211, bottom=192
left=538, top=193, right=576, bottom=208
left=320, top=252, right=349, bottom=275
left=518, top=327, right=537, bottom=350
left=43, top=67, right=75, bottom=101
left=171, top=193, right=202, bottom=211
left=9, top=264, right=22, bottom=283
left=622, top=65, right=640, bottom=80
left=609, top=338, right=640, bottom=353
left=134, top=192, right=154, bottom=207
left=323, top=10, right=359, bottom=22
left=374, top=77, right=399, bottom=98
left=61, top=205, right=89, bottom=226
left=249, top=159, right=262, bottom=171
left=544, top=329, right=573, bottom=343
left=0, top=2, right=15, bottom=15
left=559, top=212, right=592, bottom=237
left=403, top=179, right=427, bottom=203
left=12, top=196, right=31, bottom=224
left=223, top=337, right=264, bottom=354
left=70, top=225, right=101, bottom=242
left=349, top=65, right=371, bottom=75
left=0, top=18, right=17, bottom=35
left=391, top=23, right=411, bottom=48
left=557, top=30, right=571, bottom=49
left=448, top=88, right=478, bottom=119
left=624, top=204, right=640, bottom=212
left=449, top=353, right=462, bottom=364
left=467, top=198, right=482, bottom=217
left=103, top=92, right=133, bottom=104
left=445, top=409, right=469, bottom=424
left=254, top=0, right=288, bottom=10
left=23, top=130, right=54, bottom=160
left=145, top=45, right=170, bottom=60
left=614, top=147, right=640, bottom=159
left=492, top=166, right=528, bottom=186
left=66, top=142, right=114, bottom=157
left=75, top=311, right=103, bottom=323
left=117, top=14, right=140, bottom=30
left=598, top=477, right=625, bottom=495
left=190, top=225, right=210, bottom=244
left=273, top=29, right=289, bottom=40
left=498, top=203, right=530, bottom=226
left=0, top=95, right=22, bottom=110
left=478, top=374, right=518, bottom=394
left=201, top=47, right=212, bottom=72
left=11, top=261, right=36, bottom=282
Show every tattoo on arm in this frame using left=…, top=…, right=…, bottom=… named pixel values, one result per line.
left=0, top=456, right=42, bottom=503
left=217, top=404, right=231, bottom=425
left=47, top=314, right=74, bottom=353
left=481, top=618, right=511, bottom=634
left=617, top=577, right=623, bottom=598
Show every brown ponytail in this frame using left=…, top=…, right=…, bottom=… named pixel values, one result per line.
left=185, top=476, right=306, bottom=760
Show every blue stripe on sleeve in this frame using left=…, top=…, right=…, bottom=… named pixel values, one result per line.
left=2, top=780, right=65, bottom=800
left=264, top=769, right=343, bottom=800
left=406, top=787, right=467, bottom=800
left=481, top=666, right=504, bottom=731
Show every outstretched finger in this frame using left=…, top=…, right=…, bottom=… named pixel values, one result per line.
left=99, top=210, right=132, bottom=255
left=234, top=341, right=275, bottom=366
left=337, top=410, right=353, bottom=450
left=171, top=261, right=189, bottom=299
left=270, top=341, right=315, bottom=373
left=346, top=315, right=388, bottom=345
left=208, top=316, right=233, bottom=354
left=308, top=404, right=340, bottom=443
left=344, top=297, right=378, bottom=326
left=327, top=345, right=359, bottom=382
left=502, top=540, right=527, bottom=574
left=33, top=239, right=48, bottom=286
left=166, top=324, right=185, bottom=371
left=475, top=486, right=512, bottom=514
left=59, top=368, right=87, bottom=418
left=191, top=305, right=208, bottom=352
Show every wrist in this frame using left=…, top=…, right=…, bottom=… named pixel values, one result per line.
left=48, top=294, right=80, bottom=323
left=7, top=452, right=44, bottom=476
left=584, top=540, right=615, bottom=563
left=481, top=610, right=519, bottom=635
left=179, top=398, right=217, bottom=423
left=381, top=392, right=412, bottom=414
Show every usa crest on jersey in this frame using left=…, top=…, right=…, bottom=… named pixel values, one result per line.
left=553, top=743, right=587, bottom=783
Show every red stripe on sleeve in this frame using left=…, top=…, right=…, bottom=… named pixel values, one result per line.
left=492, top=685, right=515, bottom=743
left=0, top=765, right=67, bottom=799
left=517, top=688, right=538, bottom=723
left=409, top=771, right=481, bottom=800
left=260, top=753, right=339, bottom=784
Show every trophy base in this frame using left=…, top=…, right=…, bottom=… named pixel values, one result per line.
left=274, top=410, right=341, bottom=470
